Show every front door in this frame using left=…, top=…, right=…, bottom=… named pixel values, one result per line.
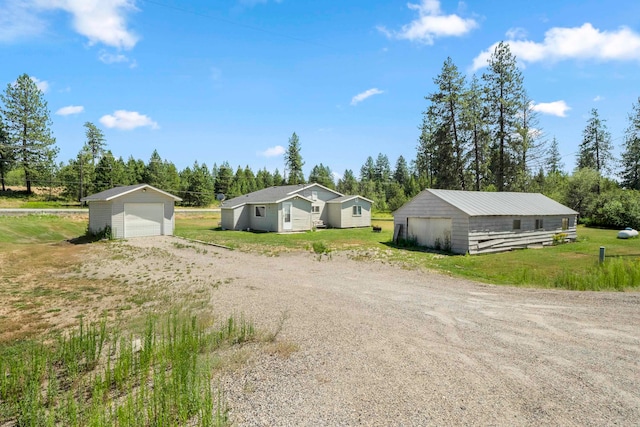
left=282, top=202, right=292, bottom=231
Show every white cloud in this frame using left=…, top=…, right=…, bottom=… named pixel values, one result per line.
left=378, top=0, right=478, bottom=44
left=99, top=110, right=158, bottom=130
left=331, top=171, right=343, bottom=182
left=32, top=0, right=139, bottom=49
left=30, top=76, right=49, bottom=93
left=56, top=105, right=84, bottom=116
left=505, top=27, right=527, bottom=40
left=531, top=100, right=571, bottom=117
left=0, top=0, right=47, bottom=42
left=99, top=51, right=128, bottom=63
left=593, top=95, right=604, bottom=102
left=258, top=145, right=285, bottom=157
left=351, top=88, right=384, bottom=106
left=472, top=23, right=640, bottom=71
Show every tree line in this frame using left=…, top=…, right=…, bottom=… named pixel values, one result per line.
left=2, top=46, right=640, bottom=228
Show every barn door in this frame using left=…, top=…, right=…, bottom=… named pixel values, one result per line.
left=407, top=217, right=452, bottom=249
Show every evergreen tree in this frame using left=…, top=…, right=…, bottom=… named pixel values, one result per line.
left=359, top=156, right=375, bottom=182
left=416, top=112, right=438, bottom=188
left=84, top=122, right=106, bottom=166
left=463, top=75, right=490, bottom=191
left=308, top=163, right=335, bottom=188
left=374, top=153, right=392, bottom=184
left=243, top=165, right=257, bottom=193
left=214, top=162, right=233, bottom=197
left=513, top=92, right=544, bottom=191
left=93, top=150, right=121, bottom=192
left=284, top=132, right=304, bottom=184
left=181, top=161, right=214, bottom=206
left=546, top=137, right=564, bottom=175
left=425, top=57, right=468, bottom=189
left=620, top=98, right=640, bottom=190
left=393, top=155, right=410, bottom=187
left=482, top=42, right=525, bottom=191
left=0, top=73, right=58, bottom=193
left=337, top=169, right=358, bottom=195
left=272, top=168, right=285, bottom=186
left=255, top=167, right=274, bottom=189
left=577, top=108, right=613, bottom=174
left=125, top=156, right=145, bottom=185
left=0, top=118, right=11, bottom=191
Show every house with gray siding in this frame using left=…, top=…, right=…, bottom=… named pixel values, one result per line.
left=221, top=183, right=372, bottom=232
left=81, top=184, right=182, bottom=238
left=393, top=189, right=578, bottom=254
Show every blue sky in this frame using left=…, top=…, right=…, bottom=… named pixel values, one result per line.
left=2, top=0, right=640, bottom=180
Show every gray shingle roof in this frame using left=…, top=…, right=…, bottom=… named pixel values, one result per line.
left=327, top=195, right=374, bottom=204
left=427, top=189, right=578, bottom=216
left=81, top=184, right=182, bottom=202
left=222, top=185, right=312, bottom=208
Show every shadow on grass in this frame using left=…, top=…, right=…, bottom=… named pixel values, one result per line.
left=380, top=240, right=455, bottom=256
left=67, top=234, right=106, bottom=245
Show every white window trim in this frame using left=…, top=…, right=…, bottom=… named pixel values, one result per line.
left=352, top=205, right=362, bottom=217
left=311, top=205, right=320, bottom=214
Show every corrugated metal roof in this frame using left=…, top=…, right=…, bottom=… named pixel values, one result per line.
left=81, top=184, right=182, bottom=202
left=427, top=189, right=578, bottom=216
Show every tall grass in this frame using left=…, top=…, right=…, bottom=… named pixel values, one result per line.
left=554, top=257, right=640, bottom=291
left=0, top=312, right=255, bottom=426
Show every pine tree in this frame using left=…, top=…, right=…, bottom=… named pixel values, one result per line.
left=482, top=42, right=525, bottom=191
left=577, top=108, right=613, bottom=174
left=359, top=156, right=375, bottom=182
left=84, top=122, right=106, bottom=166
left=284, top=132, right=304, bottom=184
left=0, top=73, right=58, bottom=193
left=393, top=155, right=410, bottom=187
left=94, top=150, right=119, bottom=192
left=214, top=162, right=233, bottom=197
left=308, top=163, right=335, bottom=188
left=0, top=118, right=11, bottom=191
left=425, top=57, right=468, bottom=189
left=546, top=137, right=564, bottom=174
left=337, top=169, right=358, bottom=195
left=513, top=92, right=544, bottom=191
left=462, top=75, right=490, bottom=191
left=620, top=98, right=640, bottom=190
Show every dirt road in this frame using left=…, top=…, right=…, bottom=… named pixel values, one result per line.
left=102, top=237, right=640, bottom=426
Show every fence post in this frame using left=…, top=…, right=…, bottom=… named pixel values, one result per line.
left=599, top=246, right=605, bottom=264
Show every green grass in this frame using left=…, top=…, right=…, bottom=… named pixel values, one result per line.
left=0, top=313, right=251, bottom=426
left=0, top=214, right=87, bottom=244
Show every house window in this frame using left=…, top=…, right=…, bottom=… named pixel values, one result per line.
left=562, top=217, right=569, bottom=230
left=352, top=205, right=362, bottom=216
left=535, top=219, right=544, bottom=230
left=254, top=206, right=266, bottom=217
left=311, top=205, right=320, bottom=214
left=513, top=219, right=521, bottom=230
left=311, top=191, right=318, bottom=201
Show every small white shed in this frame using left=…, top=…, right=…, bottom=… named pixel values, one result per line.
left=81, top=184, right=182, bottom=238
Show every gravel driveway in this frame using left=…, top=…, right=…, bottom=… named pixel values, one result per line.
left=117, top=237, right=640, bottom=426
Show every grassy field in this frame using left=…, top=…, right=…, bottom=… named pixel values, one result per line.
left=175, top=212, right=640, bottom=290
left=0, top=214, right=275, bottom=426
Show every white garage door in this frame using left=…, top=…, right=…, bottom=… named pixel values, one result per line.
left=408, top=217, right=452, bottom=249
left=124, top=203, right=164, bottom=238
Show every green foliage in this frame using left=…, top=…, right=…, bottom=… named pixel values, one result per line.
left=308, top=163, right=335, bottom=189
left=577, top=108, right=614, bottom=174
left=284, top=132, right=304, bottom=185
left=620, top=97, right=640, bottom=190
left=0, top=313, right=253, bottom=426
left=589, top=189, right=640, bottom=229
left=0, top=73, right=58, bottom=193
left=554, top=257, right=640, bottom=291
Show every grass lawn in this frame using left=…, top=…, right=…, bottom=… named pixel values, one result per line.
left=175, top=212, right=640, bottom=290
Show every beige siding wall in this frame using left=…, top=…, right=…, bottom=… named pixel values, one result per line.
left=88, top=201, right=112, bottom=235
left=393, top=191, right=470, bottom=254
left=248, top=203, right=278, bottom=231
left=290, top=198, right=312, bottom=231
left=108, top=191, right=176, bottom=238
left=331, top=199, right=372, bottom=228
left=221, top=206, right=249, bottom=230
left=295, top=186, right=340, bottom=223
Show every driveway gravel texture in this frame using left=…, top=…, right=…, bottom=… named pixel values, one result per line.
left=89, top=237, right=640, bottom=426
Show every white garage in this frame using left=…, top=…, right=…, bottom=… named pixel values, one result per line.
left=82, top=184, right=182, bottom=239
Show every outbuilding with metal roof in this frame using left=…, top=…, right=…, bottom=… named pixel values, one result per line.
left=393, top=189, right=578, bottom=254
left=81, top=184, right=182, bottom=239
